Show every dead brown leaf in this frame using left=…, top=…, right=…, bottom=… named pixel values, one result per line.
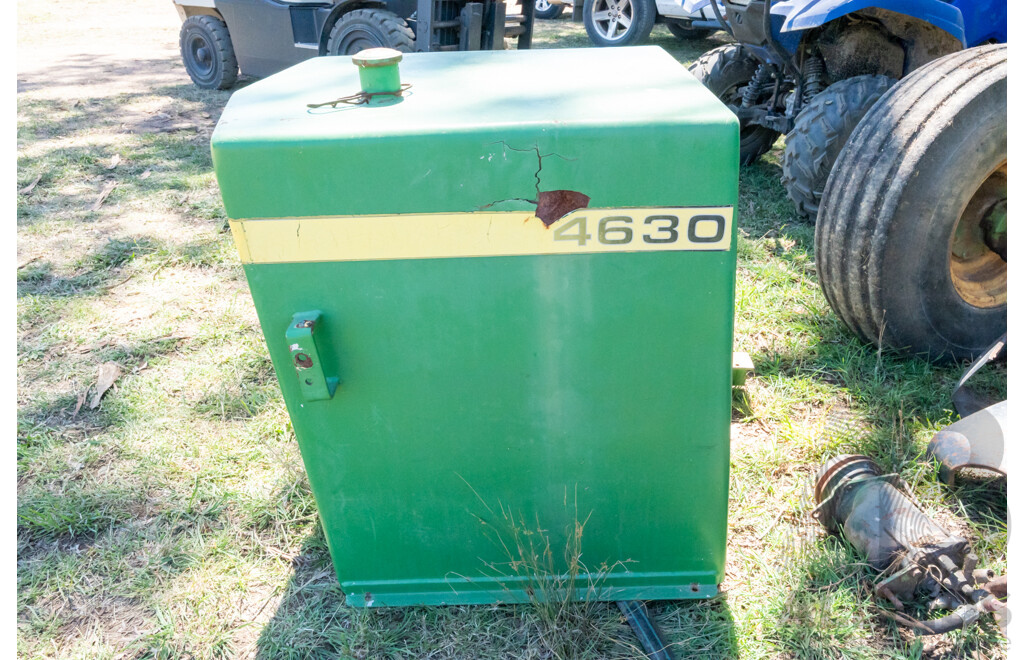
left=72, top=390, right=87, bottom=418
left=89, top=362, right=122, bottom=409
left=139, top=169, right=152, bottom=180
left=19, top=174, right=42, bottom=195
left=106, top=154, right=121, bottom=170
left=90, top=180, right=117, bottom=211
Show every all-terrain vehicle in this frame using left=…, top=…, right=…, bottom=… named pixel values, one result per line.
left=685, top=0, right=1006, bottom=219
left=173, top=0, right=534, bottom=89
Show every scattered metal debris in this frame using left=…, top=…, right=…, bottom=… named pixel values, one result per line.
left=813, top=455, right=1006, bottom=635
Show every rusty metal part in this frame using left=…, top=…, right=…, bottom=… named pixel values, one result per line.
left=307, top=83, right=413, bottom=109
left=927, top=401, right=1006, bottom=486
left=813, top=454, right=1004, bottom=635
left=534, top=190, right=590, bottom=226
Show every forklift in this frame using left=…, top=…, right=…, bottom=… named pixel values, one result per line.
left=173, top=0, right=534, bottom=88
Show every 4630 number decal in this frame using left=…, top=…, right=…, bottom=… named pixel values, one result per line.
left=551, top=211, right=729, bottom=251
left=229, top=206, right=733, bottom=264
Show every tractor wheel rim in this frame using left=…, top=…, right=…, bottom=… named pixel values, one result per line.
left=950, top=161, right=1007, bottom=309
left=592, top=0, right=633, bottom=41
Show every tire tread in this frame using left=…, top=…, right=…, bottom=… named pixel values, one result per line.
left=815, top=44, right=1007, bottom=360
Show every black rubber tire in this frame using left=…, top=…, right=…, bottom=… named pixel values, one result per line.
left=782, top=75, right=896, bottom=221
left=326, top=9, right=415, bottom=56
left=535, top=0, right=566, bottom=19
left=815, top=44, right=1007, bottom=362
left=583, top=0, right=656, bottom=46
left=665, top=21, right=712, bottom=40
left=179, top=15, right=238, bottom=90
left=688, top=44, right=780, bottom=165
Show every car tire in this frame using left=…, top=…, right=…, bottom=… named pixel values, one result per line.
left=583, top=0, right=656, bottom=46
left=781, top=75, right=895, bottom=221
left=688, top=44, right=780, bottom=165
left=326, top=9, right=415, bottom=56
left=179, top=15, right=239, bottom=90
left=665, top=21, right=712, bottom=40
left=535, top=0, right=566, bottom=19
left=815, top=45, right=1007, bottom=361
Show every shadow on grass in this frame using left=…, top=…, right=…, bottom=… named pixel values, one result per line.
left=254, top=525, right=738, bottom=658
left=18, top=57, right=238, bottom=228
left=18, top=236, right=160, bottom=297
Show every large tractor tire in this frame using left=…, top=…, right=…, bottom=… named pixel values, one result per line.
left=327, top=9, right=415, bottom=55
left=688, top=45, right=780, bottom=165
left=815, top=44, right=1007, bottom=362
left=583, top=0, right=656, bottom=46
left=782, top=74, right=895, bottom=221
left=179, top=15, right=239, bottom=90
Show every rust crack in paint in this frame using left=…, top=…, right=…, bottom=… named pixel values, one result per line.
left=481, top=141, right=587, bottom=225
left=535, top=190, right=590, bottom=226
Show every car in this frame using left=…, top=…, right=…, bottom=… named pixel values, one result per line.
left=580, top=0, right=720, bottom=46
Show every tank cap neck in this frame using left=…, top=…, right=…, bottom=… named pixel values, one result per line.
left=352, top=48, right=404, bottom=95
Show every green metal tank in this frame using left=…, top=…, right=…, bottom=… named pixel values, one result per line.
left=211, top=46, right=738, bottom=608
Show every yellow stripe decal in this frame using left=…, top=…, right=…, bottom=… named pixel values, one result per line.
left=229, top=207, right=733, bottom=264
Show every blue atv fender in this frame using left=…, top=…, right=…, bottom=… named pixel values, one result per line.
left=776, top=0, right=966, bottom=45
left=682, top=0, right=1005, bottom=50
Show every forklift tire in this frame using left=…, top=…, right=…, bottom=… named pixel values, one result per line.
left=179, top=16, right=238, bottom=90
left=535, top=0, right=566, bottom=19
left=666, top=21, right=712, bottom=40
left=688, top=44, right=779, bottom=165
left=326, top=9, right=415, bottom=56
left=815, top=45, right=1007, bottom=362
left=781, top=75, right=895, bottom=221
left=583, top=0, right=656, bottom=46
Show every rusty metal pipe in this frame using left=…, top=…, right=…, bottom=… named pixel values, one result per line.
left=813, top=455, right=1003, bottom=635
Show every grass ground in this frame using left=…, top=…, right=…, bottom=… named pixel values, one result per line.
left=16, top=4, right=1007, bottom=659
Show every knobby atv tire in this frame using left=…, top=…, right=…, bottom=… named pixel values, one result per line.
left=782, top=74, right=895, bottom=221
left=688, top=44, right=779, bottom=165
left=815, top=44, right=1007, bottom=362
left=179, top=15, right=238, bottom=90
left=327, top=9, right=415, bottom=56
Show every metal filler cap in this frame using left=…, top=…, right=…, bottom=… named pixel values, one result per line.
left=352, top=48, right=403, bottom=95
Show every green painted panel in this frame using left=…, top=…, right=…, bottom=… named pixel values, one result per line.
left=212, top=46, right=739, bottom=607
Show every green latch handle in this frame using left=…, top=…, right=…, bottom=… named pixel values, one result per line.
left=286, top=311, right=338, bottom=401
